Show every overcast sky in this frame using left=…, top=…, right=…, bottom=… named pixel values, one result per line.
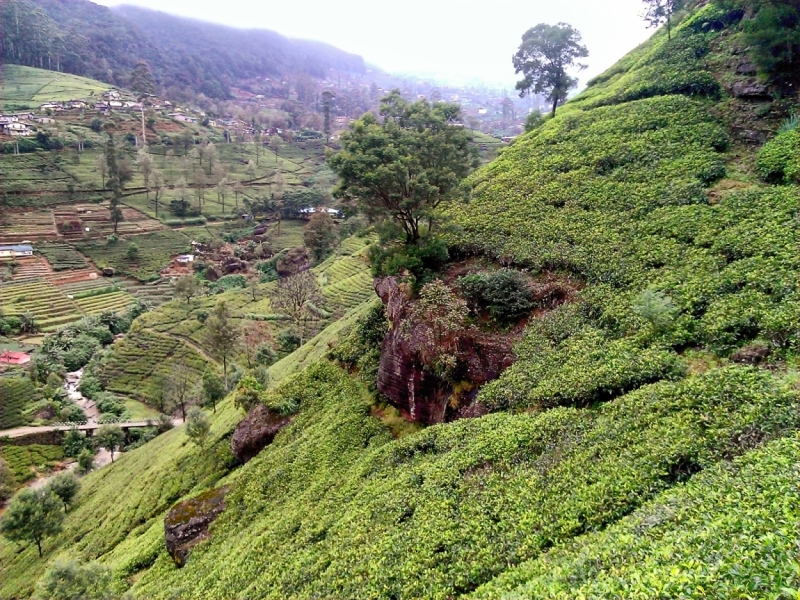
left=92, top=0, right=654, bottom=88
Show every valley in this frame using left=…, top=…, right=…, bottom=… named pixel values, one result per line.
left=1, top=0, right=800, bottom=598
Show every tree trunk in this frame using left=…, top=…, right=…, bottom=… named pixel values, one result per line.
left=36, top=538, right=42, bottom=558
left=551, top=97, right=559, bottom=118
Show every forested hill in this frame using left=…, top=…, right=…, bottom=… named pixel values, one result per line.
left=1, top=0, right=366, bottom=99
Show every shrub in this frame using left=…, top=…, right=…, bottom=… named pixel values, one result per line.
left=276, top=329, right=302, bottom=354
left=459, top=269, right=534, bottom=323
left=756, top=129, right=799, bottom=184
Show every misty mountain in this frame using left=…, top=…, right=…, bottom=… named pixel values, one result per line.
left=1, top=0, right=367, bottom=99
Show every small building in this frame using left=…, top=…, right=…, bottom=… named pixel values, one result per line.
left=1, top=122, right=33, bottom=137
left=0, top=351, right=31, bottom=365
left=0, top=244, right=34, bottom=257
left=175, top=254, right=195, bottom=264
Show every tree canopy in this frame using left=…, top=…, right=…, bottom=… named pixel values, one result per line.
left=512, top=23, right=588, bottom=117
left=328, top=91, right=478, bottom=244
left=0, top=488, right=64, bottom=557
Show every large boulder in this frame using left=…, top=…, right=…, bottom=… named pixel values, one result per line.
left=231, top=404, right=292, bottom=463
left=165, top=486, right=228, bottom=567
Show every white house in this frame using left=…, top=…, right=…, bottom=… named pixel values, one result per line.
left=1, top=122, right=33, bottom=137
left=0, top=245, right=34, bottom=258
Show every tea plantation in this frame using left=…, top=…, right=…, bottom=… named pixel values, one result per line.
left=1, top=1, right=800, bottom=598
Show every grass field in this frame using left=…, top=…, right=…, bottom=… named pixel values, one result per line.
left=0, top=65, right=109, bottom=111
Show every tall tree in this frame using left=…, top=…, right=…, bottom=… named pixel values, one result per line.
left=0, top=488, right=64, bottom=557
left=152, top=168, right=165, bottom=217
left=642, top=0, right=685, bottom=41
left=321, top=91, right=335, bottom=143
left=137, top=148, right=153, bottom=199
left=201, top=370, right=225, bottom=414
left=304, top=212, right=338, bottom=263
left=104, top=135, right=124, bottom=235
left=95, top=425, right=124, bottom=462
left=165, top=363, right=197, bottom=422
left=512, top=23, right=588, bottom=117
left=130, top=61, right=156, bottom=100
left=328, top=91, right=478, bottom=244
left=130, top=61, right=156, bottom=144
left=203, top=300, right=241, bottom=390
left=270, top=271, right=325, bottom=344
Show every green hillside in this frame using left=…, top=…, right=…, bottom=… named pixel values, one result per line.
left=0, top=65, right=109, bottom=111
left=1, top=1, right=800, bottom=598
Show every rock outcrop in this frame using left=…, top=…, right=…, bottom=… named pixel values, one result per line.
left=231, top=404, right=292, bottom=463
left=375, top=277, right=514, bottom=424
left=732, top=79, right=770, bottom=98
left=165, top=486, right=228, bottom=567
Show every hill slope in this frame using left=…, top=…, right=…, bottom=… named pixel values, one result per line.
left=1, top=0, right=366, bottom=99
left=1, top=2, right=799, bottom=598
left=0, top=65, right=109, bottom=111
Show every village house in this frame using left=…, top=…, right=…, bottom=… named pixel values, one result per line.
left=109, top=101, right=124, bottom=108
left=39, top=102, right=63, bottom=111
left=34, top=116, right=56, bottom=124
left=0, top=244, right=34, bottom=257
left=0, top=122, right=33, bottom=137
left=0, top=351, right=31, bottom=366
left=104, top=90, right=121, bottom=99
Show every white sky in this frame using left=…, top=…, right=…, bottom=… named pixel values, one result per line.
left=92, top=0, right=654, bottom=88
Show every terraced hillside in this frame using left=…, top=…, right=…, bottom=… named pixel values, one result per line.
left=1, top=2, right=799, bottom=598
left=97, top=235, right=374, bottom=405
left=0, top=278, right=83, bottom=331
left=0, top=377, right=41, bottom=429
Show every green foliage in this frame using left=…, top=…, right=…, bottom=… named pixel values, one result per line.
left=0, top=378, right=41, bottom=429
left=459, top=269, right=534, bottom=324
left=201, top=371, right=226, bottom=411
left=0, top=458, right=16, bottom=502
left=234, top=376, right=263, bottom=414
left=368, top=235, right=449, bottom=289
left=524, top=110, right=544, bottom=132
left=95, top=425, right=124, bottom=462
left=212, top=274, right=247, bottom=291
left=737, top=0, right=800, bottom=90
left=62, top=429, right=92, bottom=459
left=116, top=364, right=798, bottom=599
left=480, top=324, right=684, bottom=411
left=76, top=230, right=191, bottom=282
left=756, top=128, right=799, bottom=184
left=47, top=472, right=80, bottom=512
left=0, top=487, right=64, bottom=557
left=34, top=560, right=117, bottom=600
left=329, top=300, right=387, bottom=388
left=276, top=328, right=302, bottom=354
left=329, top=90, right=478, bottom=243
left=186, top=407, right=210, bottom=448
left=633, top=289, right=679, bottom=333
left=0, top=445, right=64, bottom=484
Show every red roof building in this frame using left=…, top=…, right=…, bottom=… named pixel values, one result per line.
left=0, top=351, right=31, bottom=365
